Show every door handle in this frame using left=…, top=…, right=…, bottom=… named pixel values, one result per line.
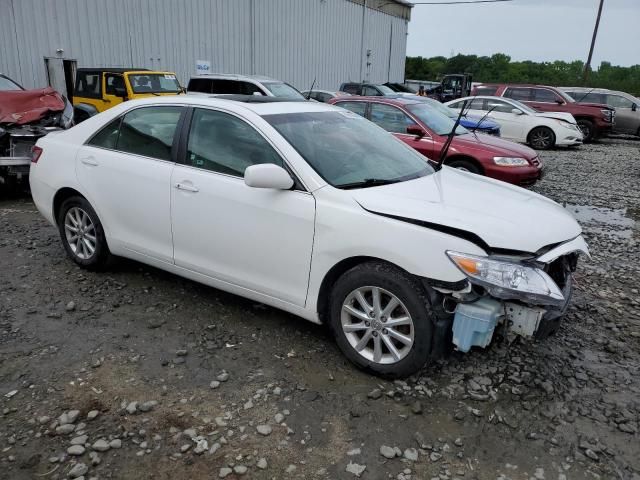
left=80, top=156, right=99, bottom=166
left=174, top=182, right=199, bottom=193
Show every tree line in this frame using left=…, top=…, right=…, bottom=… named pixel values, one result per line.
left=405, top=54, right=640, bottom=95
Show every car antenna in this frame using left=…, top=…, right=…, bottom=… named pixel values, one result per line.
left=306, top=77, right=316, bottom=100
left=436, top=99, right=469, bottom=171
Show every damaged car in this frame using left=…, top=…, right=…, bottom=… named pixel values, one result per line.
left=29, top=96, right=588, bottom=377
left=0, top=73, right=73, bottom=190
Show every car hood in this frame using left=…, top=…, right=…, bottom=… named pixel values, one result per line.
left=533, top=111, right=576, bottom=123
left=452, top=133, right=537, bottom=159
left=575, top=102, right=612, bottom=110
left=350, top=167, right=581, bottom=254
left=0, top=87, right=66, bottom=125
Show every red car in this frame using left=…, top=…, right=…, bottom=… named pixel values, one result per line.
left=328, top=96, right=543, bottom=186
left=472, top=83, right=615, bottom=142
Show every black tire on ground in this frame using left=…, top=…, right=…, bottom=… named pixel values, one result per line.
left=328, top=261, right=434, bottom=378
left=446, top=158, right=481, bottom=175
left=528, top=126, right=556, bottom=150
left=57, top=196, right=111, bottom=270
left=577, top=119, right=595, bottom=142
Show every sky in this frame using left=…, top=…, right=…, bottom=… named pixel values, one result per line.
left=406, top=0, right=640, bottom=67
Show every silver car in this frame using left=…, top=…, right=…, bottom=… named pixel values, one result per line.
left=562, top=87, right=640, bottom=136
left=187, top=73, right=306, bottom=101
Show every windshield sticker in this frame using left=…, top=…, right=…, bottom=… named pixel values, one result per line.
left=164, top=75, right=176, bottom=80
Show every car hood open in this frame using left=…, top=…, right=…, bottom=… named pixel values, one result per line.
left=350, top=167, right=581, bottom=254
left=0, top=87, right=65, bottom=125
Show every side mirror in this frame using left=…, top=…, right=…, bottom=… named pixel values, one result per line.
left=114, top=87, right=127, bottom=98
left=244, top=164, right=294, bottom=190
left=252, top=91, right=265, bottom=96
left=511, top=108, right=524, bottom=115
left=406, top=125, right=425, bottom=138
left=632, top=103, right=637, bottom=112
left=555, top=99, right=564, bottom=105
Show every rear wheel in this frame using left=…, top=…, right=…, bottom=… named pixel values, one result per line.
left=57, top=196, right=110, bottom=270
left=528, top=126, right=556, bottom=150
left=447, top=158, right=481, bottom=174
left=328, top=262, right=434, bottom=378
left=576, top=119, right=595, bottom=142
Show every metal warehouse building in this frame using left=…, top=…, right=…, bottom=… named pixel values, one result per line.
left=0, top=0, right=412, bottom=93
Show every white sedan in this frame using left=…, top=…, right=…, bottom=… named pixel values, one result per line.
left=446, top=96, right=583, bottom=150
left=30, top=96, right=588, bottom=377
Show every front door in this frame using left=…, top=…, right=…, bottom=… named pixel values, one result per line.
left=171, top=107, right=315, bottom=307
left=76, top=105, right=184, bottom=262
left=607, top=94, right=638, bottom=134
left=103, top=73, right=126, bottom=109
left=485, top=99, right=525, bottom=140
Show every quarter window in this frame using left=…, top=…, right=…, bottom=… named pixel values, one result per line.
left=336, top=101, right=367, bottom=117
left=370, top=103, right=418, bottom=134
left=186, top=108, right=283, bottom=177
left=117, top=107, right=183, bottom=160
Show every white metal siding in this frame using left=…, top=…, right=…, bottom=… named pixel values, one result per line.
left=1, top=0, right=408, bottom=91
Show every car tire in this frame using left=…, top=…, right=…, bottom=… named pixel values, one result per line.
left=328, top=261, right=434, bottom=378
left=528, top=126, right=556, bottom=150
left=576, top=119, right=595, bottom=142
left=447, top=158, right=481, bottom=174
left=57, top=196, right=111, bottom=270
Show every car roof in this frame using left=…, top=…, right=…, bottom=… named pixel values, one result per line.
left=77, top=68, right=150, bottom=73
left=332, top=95, right=423, bottom=106
left=478, top=83, right=560, bottom=89
left=104, top=94, right=339, bottom=116
left=189, top=73, right=280, bottom=83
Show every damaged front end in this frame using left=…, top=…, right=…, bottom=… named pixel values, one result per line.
left=435, top=236, right=589, bottom=353
left=0, top=87, right=73, bottom=189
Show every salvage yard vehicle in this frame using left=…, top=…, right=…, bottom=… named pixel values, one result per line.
left=0, top=73, right=73, bottom=190
left=73, top=68, right=182, bottom=122
left=301, top=89, right=351, bottom=103
left=472, top=83, right=615, bottom=142
left=562, top=87, right=640, bottom=137
left=329, top=96, right=542, bottom=186
left=339, top=82, right=400, bottom=97
left=414, top=96, right=501, bottom=136
left=446, top=96, right=583, bottom=149
left=30, top=95, right=588, bottom=377
left=187, top=74, right=306, bottom=100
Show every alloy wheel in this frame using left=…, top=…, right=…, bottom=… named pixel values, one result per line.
left=64, top=207, right=97, bottom=260
left=531, top=129, right=553, bottom=149
left=341, top=286, right=415, bottom=364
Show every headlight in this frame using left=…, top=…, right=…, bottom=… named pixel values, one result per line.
left=493, top=157, right=529, bottom=167
left=446, top=251, right=565, bottom=306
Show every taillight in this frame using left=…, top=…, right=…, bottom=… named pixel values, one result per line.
left=31, top=146, right=43, bottom=163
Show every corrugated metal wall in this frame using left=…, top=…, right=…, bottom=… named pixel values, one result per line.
left=0, top=0, right=408, bottom=91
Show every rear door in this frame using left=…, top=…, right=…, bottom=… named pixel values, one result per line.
left=170, top=107, right=315, bottom=306
left=607, top=94, right=638, bottom=134
left=77, top=105, right=185, bottom=262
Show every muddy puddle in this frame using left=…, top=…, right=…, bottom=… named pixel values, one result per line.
left=564, top=203, right=637, bottom=239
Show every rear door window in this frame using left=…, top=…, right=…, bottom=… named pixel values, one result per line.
left=342, top=84, right=361, bottom=95
left=117, top=106, right=184, bottom=161
left=336, top=101, right=367, bottom=117
left=504, top=87, right=532, bottom=101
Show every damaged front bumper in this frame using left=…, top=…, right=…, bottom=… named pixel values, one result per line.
left=443, top=236, right=589, bottom=352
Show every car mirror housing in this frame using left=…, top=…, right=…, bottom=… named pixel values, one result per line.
left=511, top=108, right=523, bottom=115
left=406, top=125, right=425, bottom=137
left=632, top=103, right=637, bottom=112
left=244, top=164, right=294, bottom=190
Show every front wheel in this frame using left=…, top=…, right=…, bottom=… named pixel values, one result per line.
left=447, top=158, right=481, bottom=174
left=576, top=119, right=595, bottom=142
left=328, top=262, right=434, bottom=378
left=528, top=126, right=556, bottom=150
left=57, top=196, right=111, bottom=270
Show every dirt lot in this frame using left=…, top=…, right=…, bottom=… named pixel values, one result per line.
left=1, top=137, right=639, bottom=480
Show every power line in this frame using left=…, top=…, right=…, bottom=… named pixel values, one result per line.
left=411, top=0, right=514, bottom=4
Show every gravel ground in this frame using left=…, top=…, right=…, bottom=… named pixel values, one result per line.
left=1, top=136, right=639, bottom=480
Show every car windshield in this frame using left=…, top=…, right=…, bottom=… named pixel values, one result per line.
left=264, top=111, right=434, bottom=188
left=0, top=76, right=23, bottom=91
left=377, top=85, right=396, bottom=95
left=128, top=74, right=181, bottom=94
left=556, top=89, right=576, bottom=103
left=262, top=82, right=305, bottom=100
left=406, top=103, right=469, bottom=136
left=506, top=99, right=537, bottom=114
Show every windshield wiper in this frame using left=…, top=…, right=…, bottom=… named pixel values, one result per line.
left=338, top=178, right=400, bottom=190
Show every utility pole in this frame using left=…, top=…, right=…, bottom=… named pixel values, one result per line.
left=583, top=0, right=604, bottom=84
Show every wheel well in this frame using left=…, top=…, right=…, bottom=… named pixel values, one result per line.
left=527, top=125, right=556, bottom=142
left=444, top=155, right=484, bottom=174
left=573, top=116, right=592, bottom=124
left=52, top=188, right=85, bottom=225
left=316, top=256, right=414, bottom=324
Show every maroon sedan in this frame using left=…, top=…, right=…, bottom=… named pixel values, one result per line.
left=328, top=96, right=543, bottom=186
